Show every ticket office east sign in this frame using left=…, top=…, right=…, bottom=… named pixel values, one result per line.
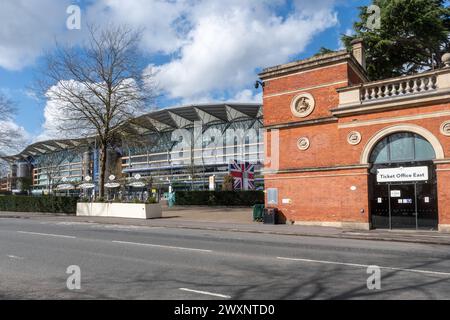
left=376, top=166, right=429, bottom=183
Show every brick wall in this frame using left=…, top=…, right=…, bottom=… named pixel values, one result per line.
left=261, top=53, right=450, bottom=230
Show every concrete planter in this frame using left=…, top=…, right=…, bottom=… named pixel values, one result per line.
left=76, top=202, right=162, bottom=219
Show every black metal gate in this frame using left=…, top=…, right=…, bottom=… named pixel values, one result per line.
left=369, top=161, right=438, bottom=230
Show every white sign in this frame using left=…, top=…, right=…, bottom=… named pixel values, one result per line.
left=209, top=175, right=215, bottom=191
left=109, top=175, right=116, bottom=181
left=57, top=184, right=74, bottom=191
left=84, top=176, right=92, bottom=182
left=134, top=174, right=142, bottom=180
left=391, top=190, right=401, bottom=198
left=79, top=183, right=95, bottom=189
left=377, top=166, right=428, bottom=183
left=129, top=181, right=146, bottom=188
left=105, top=182, right=121, bottom=188
left=282, top=199, right=291, bottom=204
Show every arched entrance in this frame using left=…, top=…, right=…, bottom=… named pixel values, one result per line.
left=368, top=132, right=439, bottom=230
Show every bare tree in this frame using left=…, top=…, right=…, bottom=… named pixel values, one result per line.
left=37, top=24, right=156, bottom=197
left=0, top=94, right=24, bottom=155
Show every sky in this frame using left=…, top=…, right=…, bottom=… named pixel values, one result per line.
left=0, top=0, right=370, bottom=148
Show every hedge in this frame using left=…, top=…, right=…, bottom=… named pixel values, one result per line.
left=174, top=191, right=264, bottom=206
left=0, top=196, right=78, bottom=214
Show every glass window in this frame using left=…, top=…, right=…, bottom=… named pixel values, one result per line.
left=389, top=132, right=414, bottom=161
left=369, top=132, right=436, bottom=164
left=415, top=135, right=436, bottom=161
left=369, top=138, right=389, bottom=163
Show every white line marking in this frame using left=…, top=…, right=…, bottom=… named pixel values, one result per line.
left=277, top=257, right=450, bottom=277
left=112, top=240, right=212, bottom=253
left=17, top=231, right=76, bottom=239
left=179, top=288, right=231, bottom=299
left=7, top=255, right=24, bottom=260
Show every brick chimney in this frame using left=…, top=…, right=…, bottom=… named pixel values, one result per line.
left=350, top=38, right=366, bottom=70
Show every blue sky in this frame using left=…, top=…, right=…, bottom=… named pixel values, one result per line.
left=0, top=0, right=370, bottom=142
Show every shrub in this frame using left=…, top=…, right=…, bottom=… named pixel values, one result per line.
left=174, top=191, right=264, bottom=207
left=146, top=197, right=157, bottom=204
left=0, top=196, right=78, bottom=214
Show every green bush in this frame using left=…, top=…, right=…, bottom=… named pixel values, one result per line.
left=0, top=196, right=78, bottom=214
left=174, top=191, right=264, bottom=207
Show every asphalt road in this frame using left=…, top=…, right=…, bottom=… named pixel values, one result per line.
left=0, top=217, right=449, bottom=300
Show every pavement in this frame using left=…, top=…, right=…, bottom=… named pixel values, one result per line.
left=1, top=217, right=450, bottom=299
left=1, top=206, right=450, bottom=246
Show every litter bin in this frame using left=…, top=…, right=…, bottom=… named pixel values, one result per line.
left=252, top=204, right=265, bottom=221
left=263, top=208, right=278, bottom=225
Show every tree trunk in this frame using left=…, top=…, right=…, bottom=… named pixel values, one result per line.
left=99, top=143, right=108, bottom=198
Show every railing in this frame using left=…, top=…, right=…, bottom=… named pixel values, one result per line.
left=360, top=74, right=438, bottom=102
left=337, top=69, right=450, bottom=109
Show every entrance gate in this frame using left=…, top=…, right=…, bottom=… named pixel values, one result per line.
left=368, top=133, right=438, bottom=230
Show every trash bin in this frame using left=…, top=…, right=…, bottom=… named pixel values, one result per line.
left=263, top=208, right=278, bottom=225
left=252, top=204, right=265, bottom=221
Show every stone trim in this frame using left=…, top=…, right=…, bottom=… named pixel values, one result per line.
left=264, top=172, right=368, bottom=181
left=338, top=110, right=450, bottom=129
left=293, top=221, right=370, bottom=230
left=439, top=225, right=450, bottom=233
left=263, top=164, right=369, bottom=175
left=259, top=51, right=368, bottom=81
left=264, top=117, right=337, bottom=130
left=360, top=124, right=445, bottom=164
left=332, top=91, right=450, bottom=117
left=264, top=80, right=348, bottom=99
left=434, top=158, right=450, bottom=164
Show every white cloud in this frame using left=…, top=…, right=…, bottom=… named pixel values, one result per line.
left=152, top=0, right=338, bottom=100
left=1, top=0, right=339, bottom=139
left=85, top=0, right=188, bottom=54
left=0, top=0, right=74, bottom=70
left=231, top=90, right=263, bottom=104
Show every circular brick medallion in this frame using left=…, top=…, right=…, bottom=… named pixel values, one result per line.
left=297, top=137, right=310, bottom=151
left=290, top=93, right=315, bottom=118
left=347, top=131, right=362, bottom=145
left=440, top=121, right=450, bottom=136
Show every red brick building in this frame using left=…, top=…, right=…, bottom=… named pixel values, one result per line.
left=260, top=40, right=450, bottom=232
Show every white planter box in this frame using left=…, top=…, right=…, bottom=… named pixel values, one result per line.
left=76, top=202, right=162, bottom=219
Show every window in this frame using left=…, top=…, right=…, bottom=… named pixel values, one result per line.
left=369, top=132, right=436, bottom=164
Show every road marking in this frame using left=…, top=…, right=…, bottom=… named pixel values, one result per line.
left=179, top=288, right=231, bottom=299
left=111, top=240, right=212, bottom=253
left=277, top=257, right=450, bottom=277
left=7, top=255, right=24, bottom=260
left=17, top=231, right=76, bottom=239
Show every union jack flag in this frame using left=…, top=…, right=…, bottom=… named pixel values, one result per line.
left=228, top=160, right=255, bottom=190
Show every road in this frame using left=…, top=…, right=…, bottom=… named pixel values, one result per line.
left=0, top=217, right=449, bottom=300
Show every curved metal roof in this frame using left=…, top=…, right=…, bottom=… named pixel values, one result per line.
left=2, top=103, right=262, bottom=162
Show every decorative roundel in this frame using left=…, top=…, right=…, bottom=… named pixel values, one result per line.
left=347, top=131, right=362, bottom=145
left=297, top=137, right=310, bottom=151
left=290, top=93, right=315, bottom=118
left=440, top=121, right=450, bottom=136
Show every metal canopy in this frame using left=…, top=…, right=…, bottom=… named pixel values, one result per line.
left=2, top=103, right=262, bottom=161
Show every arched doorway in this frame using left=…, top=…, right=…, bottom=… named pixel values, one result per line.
left=369, top=132, right=438, bottom=230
